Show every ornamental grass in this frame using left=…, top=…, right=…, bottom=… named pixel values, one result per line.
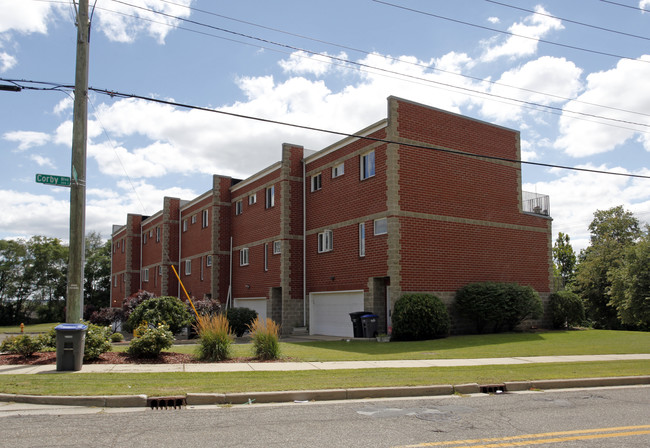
left=194, top=314, right=234, bottom=362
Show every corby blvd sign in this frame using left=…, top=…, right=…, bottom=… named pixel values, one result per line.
left=35, top=173, right=71, bottom=187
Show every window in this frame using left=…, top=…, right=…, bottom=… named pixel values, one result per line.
left=273, top=240, right=281, bottom=254
left=185, top=259, right=191, bottom=275
left=191, top=215, right=197, bottom=224
left=122, top=273, right=125, bottom=283
left=142, top=268, right=149, bottom=282
left=318, top=230, right=333, bottom=253
left=332, top=163, right=345, bottom=178
left=182, top=219, right=188, bottom=232
left=240, top=248, right=249, bottom=266
left=265, top=186, right=275, bottom=208
left=158, top=265, right=163, bottom=275
left=235, top=200, right=243, bottom=215
left=311, top=173, right=322, bottom=192
left=264, top=243, right=268, bottom=272
left=156, top=227, right=160, bottom=242
left=359, top=223, right=366, bottom=257
left=143, top=233, right=147, bottom=244
left=113, top=275, right=117, bottom=287
left=249, top=193, right=257, bottom=205
left=374, top=217, right=388, bottom=235
left=149, top=230, right=153, bottom=238
left=361, top=150, right=375, bottom=180
left=121, top=241, right=124, bottom=253
left=206, top=255, right=212, bottom=267
left=202, top=209, right=209, bottom=228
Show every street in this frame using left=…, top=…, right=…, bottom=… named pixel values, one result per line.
left=1, top=386, right=648, bottom=447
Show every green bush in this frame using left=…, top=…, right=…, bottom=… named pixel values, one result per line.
left=127, top=295, right=191, bottom=335
left=248, top=317, right=281, bottom=360
left=38, top=327, right=57, bottom=350
left=83, top=323, right=112, bottom=361
left=455, top=282, right=543, bottom=333
left=391, top=293, right=450, bottom=341
left=226, top=307, right=258, bottom=337
left=126, top=324, right=174, bottom=358
left=110, top=332, right=125, bottom=342
left=0, top=335, right=43, bottom=357
left=195, top=314, right=233, bottom=361
left=549, top=290, right=585, bottom=329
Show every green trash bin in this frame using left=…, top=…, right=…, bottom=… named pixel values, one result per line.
left=55, top=323, right=87, bottom=371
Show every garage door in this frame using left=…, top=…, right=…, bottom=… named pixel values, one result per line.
left=309, top=290, right=364, bottom=337
left=233, top=297, right=267, bottom=322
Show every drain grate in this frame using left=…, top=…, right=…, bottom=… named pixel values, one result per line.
left=148, top=396, right=186, bottom=409
left=480, top=384, right=506, bottom=394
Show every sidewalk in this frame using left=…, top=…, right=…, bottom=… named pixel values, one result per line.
left=1, top=353, right=649, bottom=374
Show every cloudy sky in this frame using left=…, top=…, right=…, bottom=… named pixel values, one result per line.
left=1, top=0, right=649, bottom=252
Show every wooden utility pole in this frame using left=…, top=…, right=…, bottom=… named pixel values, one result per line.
left=67, top=0, right=90, bottom=323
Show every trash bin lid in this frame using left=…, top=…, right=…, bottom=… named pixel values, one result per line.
left=361, top=314, right=378, bottom=319
left=55, top=323, right=88, bottom=331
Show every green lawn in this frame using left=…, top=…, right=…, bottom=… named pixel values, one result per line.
left=0, top=322, right=59, bottom=334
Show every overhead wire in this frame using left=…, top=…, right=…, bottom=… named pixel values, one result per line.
left=4, top=77, right=649, bottom=180
left=102, top=0, right=650, bottom=132
left=599, top=0, right=650, bottom=13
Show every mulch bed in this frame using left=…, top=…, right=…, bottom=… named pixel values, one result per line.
left=0, top=351, right=265, bottom=366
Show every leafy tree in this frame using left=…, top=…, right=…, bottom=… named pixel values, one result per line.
left=0, top=239, right=32, bottom=324
left=608, top=228, right=650, bottom=330
left=574, top=206, right=641, bottom=329
left=84, top=232, right=111, bottom=313
left=552, top=232, right=576, bottom=287
left=27, top=236, right=68, bottom=322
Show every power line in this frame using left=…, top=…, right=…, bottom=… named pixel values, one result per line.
left=6, top=77, right=649, bottom=180
left=101, top=0, right=650, bottom=131
left=371, top=0, right=650, bottom=64
left=600, top=0, right=650, bottom=13
left=484, top=0, right=650, bottom=42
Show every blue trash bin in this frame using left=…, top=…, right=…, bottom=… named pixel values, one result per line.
left=55, top=323, right=87, bottom=371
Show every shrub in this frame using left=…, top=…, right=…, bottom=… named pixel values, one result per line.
left=38, top=327, right=57, bottom=350
left=110, top=332, right=125, bottom=342
left=127, top=295, right=191, bottom=335
left=226, top=307, right=258, bottom=337
left=455, top=282, right=543, bottom=333
left=89, top=307, right=125, bottom=327
left=549, top=290, right=585, bottom=329
left=191, top=297, right=222, bottom=317
left=1, top=335, right=43, bottom=357
left=83, top=323, right=112, bottom=361
left=194, top=314, right=234, bottom=361
left=121, top=290, right=155, bottom=332
left=127, top=323, right=174, bottom=358
left=248, top=317, right=281, bottom=360
left=391, top=293, right=450, bottom=341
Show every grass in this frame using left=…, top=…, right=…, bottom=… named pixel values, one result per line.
left=0, top=360, right=648, bottom=396
left=0, top=322, right=59, bottom=334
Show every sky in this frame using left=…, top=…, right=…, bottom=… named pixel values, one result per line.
left=1, top=0, right=649, bottom=253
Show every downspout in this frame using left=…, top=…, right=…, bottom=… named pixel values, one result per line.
left=139, top=221, right=143, bottom=291
left=178, top=208, right=182, bottom=299
left=227, top=236, right=233, bottom=310
left=109, top=235, right=113, bottom=307
left=302, top=158, right=307, bottom=328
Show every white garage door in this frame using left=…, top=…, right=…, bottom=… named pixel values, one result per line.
left=233, top=297, right=267, bottom=322
left=309, top=290, right=364, bottom=337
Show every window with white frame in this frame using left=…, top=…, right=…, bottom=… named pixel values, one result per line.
left=264, top=243, right=269, bottom=272
left=318, top=230, right=333, bottom=253
left=202, top=209, right=209, bottom=228
left=156, top=227, right=160, bottom=242
left=374, top=217, right=388, bottom=235
left=235, top=200, right=243, bottom=215
left=311, top=173, right=322, bottom=192
left=113, top=275, right=117, bottom=287
left=158, top=265, right=163, bottom=275
left=142, top=268, right=149, bottom=282
left=143, top=233, right=147, bottom=244
left=359, top=223, right=366, bottom=257
left=361, top=150, right=375, bottom=180
left=332, top=162, right=345, bottom=178
left=249, top=193, right=257, bottom=205
left=265, top=186, right=275, bottom=208
left=185, top=259, right=191, bottom=275
left=240, top=248, right=249, bottom=266
left=273, top=240, right=281, bottom=254
left=206, top=255, right=212, bottom=267
left=182, top=219, right=188, bottom=232
left=121, top=241, right=124, bottom=253
left=191, top=215, right=197, bottom=224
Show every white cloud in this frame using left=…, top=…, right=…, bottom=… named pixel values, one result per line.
left=95, top=0, right=193, bottom=44
left=0, top=190, right=70, bottom=239
left=0, top=0, right=56, bottom=34
left=554, top=55, right=650, bottom=157
left=0, top=51, right=16, bottom=72
left=30, top=155, right=55, bottom=168
left=53, top=97, right=73, bottom=115
left=641, top=1, right=650, bottom=12
left=487, top=17, right=500, bottom=24
left=3, top=130, right=51, bottom=150
left=481, top=6, right=564, bottom=62
left=279, top=51, right=349, bottom=76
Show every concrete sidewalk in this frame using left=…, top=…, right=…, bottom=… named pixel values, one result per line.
left=1, top=353, right=649, bottom=375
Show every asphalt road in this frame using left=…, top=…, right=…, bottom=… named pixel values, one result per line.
left=1, top=386, right=648, bottom=448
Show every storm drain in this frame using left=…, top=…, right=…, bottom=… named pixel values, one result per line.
left=480, top=384, right=506, bottom=394
left=148, top=396, right=186, bottom=409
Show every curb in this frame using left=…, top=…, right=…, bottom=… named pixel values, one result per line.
left=1, top=376, right=649, bottom=408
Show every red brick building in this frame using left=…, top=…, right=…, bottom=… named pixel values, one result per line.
left=111, top=97, right=553, bottom=336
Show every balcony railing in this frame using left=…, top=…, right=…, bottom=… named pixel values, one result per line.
left=522, top=191, right=550, bottom=216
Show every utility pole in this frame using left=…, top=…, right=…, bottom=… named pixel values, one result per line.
left=67, top=0, right=90, bottom=323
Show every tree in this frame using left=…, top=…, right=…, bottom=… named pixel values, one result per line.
left=0, top=239, right=32, bottom=325
left=608, top=228, right=650, bottom=330
left=574, top=206, right=641, bottom=329
left=552, top=232, right=576, bottom=287
left=84, top=232, right=111, bottom=314
left=27, top=236, right=68, bottom=322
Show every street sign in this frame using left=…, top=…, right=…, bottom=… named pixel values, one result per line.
left=35, top=173, right=71, bottom=187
